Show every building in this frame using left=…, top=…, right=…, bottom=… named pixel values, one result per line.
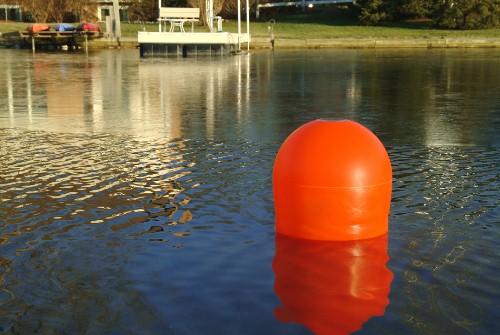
left=0, top=4, right=22, bottom=21
left=95, top=0, right=132, bottom=22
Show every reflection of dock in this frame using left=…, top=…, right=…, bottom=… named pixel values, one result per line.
left=18, top=30, right=103, bottom=50
left=138, top=32, right=249, bottom=57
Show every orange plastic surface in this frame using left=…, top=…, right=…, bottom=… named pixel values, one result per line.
left=273, top=233, right=393, bottom=335
left=28, top=24, right=51, bottom=33
left=273, top=119, right=392, bottom=241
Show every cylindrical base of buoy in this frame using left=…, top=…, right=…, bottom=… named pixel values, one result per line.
left=273, top=119, right=392, bottom=241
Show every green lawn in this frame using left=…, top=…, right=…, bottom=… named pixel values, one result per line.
left=2, top=14, right=499, bottom=40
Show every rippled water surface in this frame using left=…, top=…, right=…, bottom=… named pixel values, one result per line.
left=1, top=49, right=499, bottom=334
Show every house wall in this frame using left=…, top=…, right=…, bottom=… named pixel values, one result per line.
left=97, top=5, right=129, bottom=22
left=0, top=5, right=22, bottom=21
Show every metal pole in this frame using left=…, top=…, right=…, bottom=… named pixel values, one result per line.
left=237, top=0, right=241, bottom=50
left=268, top=19, right=275, bottom=50
left=246, top=0, right=250, bottom=51
left=158, top=0, right=162, bottom=32
left=207, top=0, right=214, bottom=31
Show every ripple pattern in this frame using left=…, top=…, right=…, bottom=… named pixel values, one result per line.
left=0, top=130, right=196, bottom=249
left=387, top=145, right=499, bottom=335
left=0, top=128, right=277, bottom=334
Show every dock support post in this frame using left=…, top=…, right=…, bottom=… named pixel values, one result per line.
left=84, top=34, right=88, bottom=53
left=31, top=36, right=35, bottom=53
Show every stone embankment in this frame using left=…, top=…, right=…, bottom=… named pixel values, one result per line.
left=88, top=36, right=500, bottom=49
left=250, top=37, right=500, bottom=49
left=2, top=32, right=497, bottom=50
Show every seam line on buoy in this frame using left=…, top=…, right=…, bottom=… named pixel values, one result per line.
left=275, top=180, right=392, bottom=189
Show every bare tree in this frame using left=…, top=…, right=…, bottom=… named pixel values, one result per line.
left=73, top=0, right=98, bottom=22
left=25, top=0, right=55, bottom=22
left=129, top=0, right=159, bottom=22
left=187, top=0, right=225, bottom=26
left=222, top=0, right=257, bottom=17
left=47, top=0, right=68, bottom=22
left=16, top=0, right=96, bottom=23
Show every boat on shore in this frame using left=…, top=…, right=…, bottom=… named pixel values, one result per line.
left=77, top=23, right=101, bottom=32
left=53, top=23, right=76, bottom=32
left=27, top=24, right=50, bottom=33
left=11, top=22, right=104, bottom=50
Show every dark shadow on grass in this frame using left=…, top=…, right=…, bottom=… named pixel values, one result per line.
left=255, top=6, right=358, bottom=26
left=259, top=10, right=434, bottom=30
left=273, top=13, right=357, bottom=27
left=385, top=20, right=433, bottom=30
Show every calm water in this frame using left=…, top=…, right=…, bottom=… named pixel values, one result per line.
left=0, top=48, right=499, bottom=334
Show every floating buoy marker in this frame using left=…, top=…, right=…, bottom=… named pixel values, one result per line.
left=273, top=119, right=392, bottom=241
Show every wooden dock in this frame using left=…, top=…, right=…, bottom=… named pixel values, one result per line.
left=18, top=30, right=103, bottom=50
left=138, top=31, right=250, bottom=57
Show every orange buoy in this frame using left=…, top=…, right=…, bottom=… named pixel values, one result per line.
left=273, top=233, right=393, bottom=335
left=273, top=119, right=392, bottom=241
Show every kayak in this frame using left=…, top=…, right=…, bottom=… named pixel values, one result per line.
left=27, top=24, right=51, bottom=33
left=53, top=23, right=76, bottom=32
left=77, top=23, right=101, bottom=32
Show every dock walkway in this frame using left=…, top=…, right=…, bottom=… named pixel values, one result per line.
left=18, top=30, right=103, bottom=50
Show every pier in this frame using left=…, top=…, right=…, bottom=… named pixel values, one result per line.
left=138, top=31, right=249, bottom=57
left=138, top=0, right=250, bottom=57
left=18, top=30, right=103, bottom=51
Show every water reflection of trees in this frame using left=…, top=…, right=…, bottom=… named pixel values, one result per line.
left=2, top=49, right=497, bottom=146
left=352, top=50, right=499, bottom=147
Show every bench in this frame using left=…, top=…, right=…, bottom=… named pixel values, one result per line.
left=158, top=7, right=200, bottom=33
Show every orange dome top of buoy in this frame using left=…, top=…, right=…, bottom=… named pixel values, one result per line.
left=273, top=119, right=392, bottom=241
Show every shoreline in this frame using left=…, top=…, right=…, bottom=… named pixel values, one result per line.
left=2, top=33, right=498, bottom=50
left=88, top=36, right=500, bottom=49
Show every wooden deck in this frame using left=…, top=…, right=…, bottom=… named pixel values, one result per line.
left=18, top=30, right=103, bottom=50
left=138, top=31, right=250, bottom=57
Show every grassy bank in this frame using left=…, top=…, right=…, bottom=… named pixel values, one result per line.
left=1, top=13, right=499, bottom=40
left=238, top=14, right=500, bottom=39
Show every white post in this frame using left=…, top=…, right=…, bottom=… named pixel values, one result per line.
left=112, top=0, right=121, bottom=42
left=237, top=0, right=241, bottom=50
left=246, top=0, right=250, bottom=50
left=106, top=15, right=112, bottom=36
left=206, top=0, right=214, bottom=31
left=158, top=0, right=162, bottom=32
left=210, top=0, right=214, bottom=31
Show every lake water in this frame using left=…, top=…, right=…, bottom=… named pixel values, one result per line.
left=0, top=48, right=499, bottom=334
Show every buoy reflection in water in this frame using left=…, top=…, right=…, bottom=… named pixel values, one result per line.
left=273, top=233, right=393, bottom=335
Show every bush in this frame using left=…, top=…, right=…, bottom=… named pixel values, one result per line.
left=355, top=0, right=500, bottom=29
left=355, top=0, right=391, bottom=26
left=432, top=0, right=500, bottom=29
